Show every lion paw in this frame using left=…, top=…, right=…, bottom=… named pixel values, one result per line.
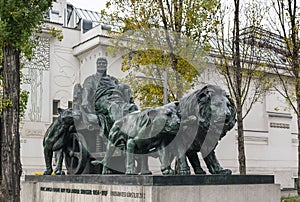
left=194, top=167, right=206, bottom=175
left=54, top=170, right=65, bottom=175
left=140, top=170, right=152, bottom=175
left=125, top=168, right=137, bottom=175
left=178, top=169, right=191, bottom=175
left=43, top=170, right=53, bottom=175
left=217, top=169, right=232, bottom=175
left=161, top=167, right=175, bottom=175
left=102, top=166, right=112, bottom=174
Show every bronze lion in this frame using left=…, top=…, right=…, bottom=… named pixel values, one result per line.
left=101, top=103, right=190, bottom=175
left=179, top=84, right=236, bottom=174
left=43, top=108, right=75, bottom=175
left=100, top=85, right=236, bottom=175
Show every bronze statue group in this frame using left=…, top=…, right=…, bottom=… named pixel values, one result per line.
left=43, top=57, right=236, bottom=176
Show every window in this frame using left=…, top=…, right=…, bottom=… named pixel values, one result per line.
left=52, top=100, right=60, bottom=122
left=68, top=101, right=73, bottom=108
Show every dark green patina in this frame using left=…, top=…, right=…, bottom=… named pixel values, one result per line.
left=42, top=57, right=236, bottom=176
left=43, top=108, right=75, bottom=175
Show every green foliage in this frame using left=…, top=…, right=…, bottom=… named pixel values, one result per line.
left=19, top=64, right=29, bottom=119
left=19, top=90, right=29, bottom=119
left=0, top=64, right=29, bottom=119
left=0, top=1, right=54, bottom=200
left=103, top=0, right=219, bottom=106
left=0, top=77, right=28, bottom=116
left=121, top=61, right=198, bottom=108
left=48, top=27, right=63, bottom=41
left=281, top=195, right=300, bottom=202
left=0, top=0, right=54, bottom=56
left=0, top=98, right=12, bottom=109
left=0, top=0, right=54, bottom=117
left=138, top=83, right=165, bottom=107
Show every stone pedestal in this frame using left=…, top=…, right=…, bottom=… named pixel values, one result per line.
left=22, top=175, right=280, bottom=202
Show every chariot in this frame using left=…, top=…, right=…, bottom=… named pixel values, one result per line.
left=63, top=106, right=126, bottom=175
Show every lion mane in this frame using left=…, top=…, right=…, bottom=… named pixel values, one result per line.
left=178, top=84, right=236, bottom=153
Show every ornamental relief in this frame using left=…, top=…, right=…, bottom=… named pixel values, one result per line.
left=53, top=51, right=77, bottom=87
left=22, top=37, right=50, bottom=122
left=22, top=37, right=50, bottom=72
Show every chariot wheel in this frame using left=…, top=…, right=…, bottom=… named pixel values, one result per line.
left=65, top=132, right=88, bottom=174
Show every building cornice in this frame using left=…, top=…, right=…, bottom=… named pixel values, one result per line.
left=72, top=34, right=112, bottom=56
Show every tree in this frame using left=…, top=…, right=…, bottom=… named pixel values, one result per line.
left=212, top=0, right=271, bottom=174
left=262, top=0, right=300, bottom=194
left=0, top=1, right=54, bottom=201
left=102, top=0, right=220, bottom=106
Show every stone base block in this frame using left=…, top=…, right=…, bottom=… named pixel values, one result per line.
left=21, top=175, right=280, bottom=202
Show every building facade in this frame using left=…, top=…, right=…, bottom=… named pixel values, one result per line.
left=20, top=0, right=298, bottom=189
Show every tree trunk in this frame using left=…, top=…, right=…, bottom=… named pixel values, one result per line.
left=236, top=101, right=246, bottom=174
left=0, top=45, right=21, bottom=202
left=297, top=106, right=300, bottom=195
left=233, top=0, right=246, bottom=174
left=169, top=53, right=183, bottom=99
left=290, top=0, right=300, bottom=193
left=295, top=80, right=300, bottom=195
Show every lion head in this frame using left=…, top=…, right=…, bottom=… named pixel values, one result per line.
left=57, top=108, right=74, bottom=127
left=178, top=85, right=236, bottom=153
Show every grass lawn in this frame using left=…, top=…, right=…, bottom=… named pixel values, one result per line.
left=282, top=196, right=300, bottom=202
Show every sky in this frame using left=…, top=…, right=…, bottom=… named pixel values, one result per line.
left=67, top=0, right=107, bottom=12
